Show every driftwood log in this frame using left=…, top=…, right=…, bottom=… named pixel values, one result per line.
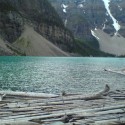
left=0, top=94, right=6, bottom=101
left=0, top=91, right=58, bottom=98
left=0, top=85, right=124, bottom=125
left=0, top=84, right=109, bottom=101
left=62, top=84, right=110, bottom=101
left=105, top=68, right=125, bottom=76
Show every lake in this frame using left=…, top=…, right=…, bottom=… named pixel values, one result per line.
left=0, top=57, right=125, bottom=94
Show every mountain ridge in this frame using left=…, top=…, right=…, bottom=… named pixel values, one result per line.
left=0, top=0, right=74, bottom=56
left=0, top=0, right=124, bottom=56
left=49, top=0, right=125, bottom=56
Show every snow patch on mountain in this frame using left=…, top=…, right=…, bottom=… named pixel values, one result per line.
left=78, top=4, right=84, bottom=8
left=118, top=5, right=122, bottom=11
left=102, top=0, right=121, bottom=35
left=102, top=24, right=106, bottom=30
left=102, top=19, right=108, bottom=30
left=91, top=30, right=100, bottom=40
left=61, top=4, right=68, bottom=13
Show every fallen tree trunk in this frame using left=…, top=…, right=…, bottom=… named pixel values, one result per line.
left=98, top=84, right=110, bottom=96
left=0, top=91, right=58, bottom=98
left=63, top=84, right=110, bottom=101
left=92, top=118, right=125, bottom=125
left=105, top=69, right=125, bottom=76
left=0, top=94, right=6, bottom=101
left=0, top=121, right=40, bottom=125
left=0, top=85, right=110, bottom=101
left=1, top=104, right=125, bottom=125
left=0, top=86, right=124, bottom=125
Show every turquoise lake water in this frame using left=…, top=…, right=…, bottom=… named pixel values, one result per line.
left=0, top=57, right=125, bottom=94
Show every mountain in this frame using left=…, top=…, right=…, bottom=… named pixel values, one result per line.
left=0, top=0, right=75, bottom=56
left=49, top=0, right=125, bottom=56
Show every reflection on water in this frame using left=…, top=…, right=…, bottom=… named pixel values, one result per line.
left=0, top=57, right=125, bottom=94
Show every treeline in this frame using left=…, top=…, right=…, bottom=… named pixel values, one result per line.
left=0, top=1, right=16, bottom=13
left=74, top=39, right=114, bottom=57
left=38, top=0, right=64, bottom=28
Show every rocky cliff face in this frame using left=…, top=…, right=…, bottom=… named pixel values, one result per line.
left=49, top=0, right=125, bottom=56
left=0, top=0, right=74, bottom=56
left=38, top=23, right=74, bottom=52
left=1, top=0, right=124, bottom=56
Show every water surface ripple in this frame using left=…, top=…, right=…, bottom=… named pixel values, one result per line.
left=0, top=57, right=125, bottom=94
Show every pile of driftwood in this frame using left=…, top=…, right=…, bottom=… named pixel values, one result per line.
left=0, top=85, right=125, bottom=125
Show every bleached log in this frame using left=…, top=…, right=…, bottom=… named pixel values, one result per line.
left=63, top=84, right=110, bottom=101
left=39, top=107, right=125, bottom=123
left=112, top=97, right=125, bottom=100
left=0, top=104, right=125, bottom=124
left=0, top=94, right=6, bottom=101
left=92, top=118, right=125, bottom=125
left=22, top=106, right=125, bottom=124
left=0, top=104, right=7, bottom=107
left=0, top=86, right=124, bottom=125
left=105, top=69, right=125, bottom=76
left=98, top=84, right=110, bottom=96
left=0, top=120, right=40, bottom=125
left=0, top=91, right=58, bottom=98
left=1, top=105, right=125, bottom=123
left=0, top=84, right=109, bottom=101
left=28, top=105, right=125, bottom=123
